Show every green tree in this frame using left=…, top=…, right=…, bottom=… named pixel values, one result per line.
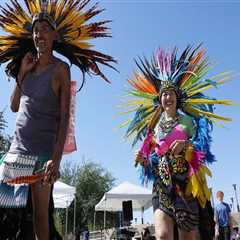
left=59, top=158, right=119, bottom=233
left=0, top=111, right=11, bottom=153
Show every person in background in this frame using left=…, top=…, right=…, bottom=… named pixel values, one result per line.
left=75, top=227, right=81, bottom=240
left=82, top=226, right=89, bottom=240
left=215, top=191, right=232, bottom=240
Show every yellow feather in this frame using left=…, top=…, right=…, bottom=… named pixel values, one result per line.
left=116, top=106, right=142, bottom=115
left=65, top=10, right=84, bottom=26
left=0, top=38, right=17, bottom=44
left=207, top=71, right=234, bottom=80
left=28, top=2, right=38, bottom=15
left=72, top=26, right=90, bottom=36
left=186, top=99, right=233, bottom=106
left=57, top=16, right=75, bottom=30
left=187, top=75, right=231, bottom=93
left=73, top=18, right=87, bottom=28
left=185, top=181, right=193, bottom=197
left=185, top=145, right=194, bottom=162
left=126, top=115, right=152, bottom=137
left=55, top=0, right=66, bottom=20
left=57, top=6, right=81, bottom=29
left=9, top=12, right=25, bottom=26
left=186, top=164, right=212, bottom=208
left=0, top=46, right=10, bottom=51
left=118, top=119, right=132, bottom=129
left=36, top=0, right=41, bottom=13
left=184, top=105, right=232, bottom=122
left=191, top=176, right=199, bottom=197
left=3, top=25, right=25, bottom=35
left=125, top=99, right=153, bottom=107
left=187, top=76, right=232, bottom=97
left=18, top=8, right=31, bottom=23
left=202, top=165, right=212, bottom=177
left=47, top=1, right=52, bottom=14
left=71, top=42, right=92, bottom=49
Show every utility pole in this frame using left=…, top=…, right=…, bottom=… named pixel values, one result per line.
left=232, top=184, right=240, bottom=212
left=230, top=197, right=235, bottom=212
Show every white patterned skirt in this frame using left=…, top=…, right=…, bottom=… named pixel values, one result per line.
left=0, top=152, right=49, bottom=208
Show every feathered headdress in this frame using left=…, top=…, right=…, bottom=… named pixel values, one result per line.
left=121, top=45, right=233, bottom=149
left=0, top=0, right=116, bottom=88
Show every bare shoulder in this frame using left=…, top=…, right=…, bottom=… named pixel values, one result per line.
left=51, top=58, right=70, bottom=97
left=53, top=58, right=70, bottom=84
left=54, top=58, right=70, bottom=75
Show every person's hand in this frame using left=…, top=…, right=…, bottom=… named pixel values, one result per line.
left=18, top=52, right=38, bottom=80
left=169, top=140, right=186, bottom=156
left=44, top=160, right=60, bottom=184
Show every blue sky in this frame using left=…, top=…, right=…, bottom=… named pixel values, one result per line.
left=0, top=1, right=240, bottom=224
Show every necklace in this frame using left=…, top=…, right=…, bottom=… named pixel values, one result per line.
left=159, top=114, right=180, bottom=133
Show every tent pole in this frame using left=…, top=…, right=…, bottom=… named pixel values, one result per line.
left=104, top=198, right=106, bottom=230
left=65, top=204, right=69, bottom=238
left=93, top=211, right=96, bottom=231
left=141, top=206, right=144, bottom=224
left=73, top=195, right=76, bottom=234
left=103, top=210, right=106, bottom=229
left=119, top=212, right=121, bottom=228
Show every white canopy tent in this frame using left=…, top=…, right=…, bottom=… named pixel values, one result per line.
left=95, top=181, right=152, bottom=228
left=53, top=181, right=76, bottom=237
left=53, top=180, right=76, bottom=208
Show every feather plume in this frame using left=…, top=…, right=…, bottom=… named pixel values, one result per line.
left=0, top=0, right=117, bottom=84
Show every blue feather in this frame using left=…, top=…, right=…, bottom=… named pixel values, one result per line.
left=137, top=151, right=160, bottom=185
left=192, top=117, right=215, bottom=164
left=205, top=79, right=219, bottom=88
left=126, top=106, right=147, bottom=135
left=132, top=125, right=147, bottom=147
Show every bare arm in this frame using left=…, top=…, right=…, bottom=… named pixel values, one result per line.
left=45, top=62, right=71, bottom=183
left=10, top=72, right=25, bottom=112
left=10, top=52, right=38, bottom=112
left=52, top=63, right=71, bottom=164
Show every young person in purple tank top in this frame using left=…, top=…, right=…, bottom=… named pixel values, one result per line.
left=0, top=1, right=116, bottom=239
left=9, top=15, right=70, bottom=240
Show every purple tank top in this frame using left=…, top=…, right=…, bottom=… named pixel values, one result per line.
left=9, top=63, right=60, bottom=156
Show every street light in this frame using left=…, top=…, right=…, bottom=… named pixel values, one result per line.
left=232, top=184, right=240, bottom=212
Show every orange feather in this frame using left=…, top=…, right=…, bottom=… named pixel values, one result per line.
left=4, top=172, right=47, bottom=185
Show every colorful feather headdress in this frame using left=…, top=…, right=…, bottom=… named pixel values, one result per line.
left=122, top=45, right=233, bottom=147
left=0, top=0, right=116, bottom=88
